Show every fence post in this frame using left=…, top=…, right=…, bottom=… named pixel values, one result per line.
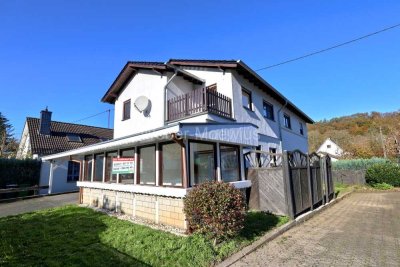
left=320, top=157, right=326, bottom=205
left=282, top=151, right=295, bottom=219
left=307, top=154, right=314, bottom=211
left=323, top=157, right=329, bottom=203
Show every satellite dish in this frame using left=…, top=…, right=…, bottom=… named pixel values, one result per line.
left=134, top=96, right=150, bottom=112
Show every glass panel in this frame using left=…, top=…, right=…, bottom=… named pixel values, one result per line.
left=123, top=100, right=131, bottom=120
left=120, top=149, right=135, bottom=184
left=94, top=154, right=104, bottom=182
left=162, top=143, right=182, bottom=186
left=67, top=161, right=80, bottom=182
left=105, top=151, right=118, bottom=183
left=263, top=102, right=274, bottom=120
left=242, top=90, right=250, bottom=109
left=139, top=146, right=156, bottom=185
left=220, top=145, right=240, bottom=182
left=190, top=142, right=215, bottom=185
left=84, top=155, right=93, bottom=181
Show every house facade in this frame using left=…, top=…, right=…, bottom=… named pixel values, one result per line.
left=17, top=109, right=113, bottom=194
left=42, top=59, right=313, bottom=229
left=316, top=138, right=344, bottom=161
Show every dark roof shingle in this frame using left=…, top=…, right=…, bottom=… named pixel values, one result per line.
left=27, top=118, right=113, bottom=156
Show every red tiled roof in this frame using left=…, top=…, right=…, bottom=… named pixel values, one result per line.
left=27, top=118, right=113, bottom=156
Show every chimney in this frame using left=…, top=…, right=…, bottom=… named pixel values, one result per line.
left=39, top=107, right=52, bottom=135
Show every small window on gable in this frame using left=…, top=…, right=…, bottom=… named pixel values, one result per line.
left=66, top=134, right=82, bottom=143
left=327, top=144, right=331, bottom=148
left=263, top=101, right=274, bottom=120
left=123, top=99, right=131, bottom=120
left=284, top=114, right=291, bottom=129
left=242, top=88, right=252, bottom=110
left=299, top=122, right=304, bottom=135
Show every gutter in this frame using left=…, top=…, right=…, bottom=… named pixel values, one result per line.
left=277, top=100, right=288, bottom=152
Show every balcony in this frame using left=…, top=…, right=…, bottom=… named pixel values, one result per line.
left=167, top=84, right=233, bottom=121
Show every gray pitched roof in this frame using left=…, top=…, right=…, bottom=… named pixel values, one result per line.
left=26, top=118, right=113, bottom=156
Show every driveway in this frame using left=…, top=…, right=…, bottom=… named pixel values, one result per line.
left=233, top=192, right=400, bottom=267
left=0, top=192, right=79, bottom=218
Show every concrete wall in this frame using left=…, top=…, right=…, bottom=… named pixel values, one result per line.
left=332, top=170, right=366, bottom=185
left=82, top=187, right=186, bottom=229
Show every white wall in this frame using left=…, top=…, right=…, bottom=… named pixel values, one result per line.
left=40, top=160, right=79, bottom=194
left=317, top=139, right=343, bottom=157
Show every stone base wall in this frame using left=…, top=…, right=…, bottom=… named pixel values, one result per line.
left=81, top=188, right=186, bottom=229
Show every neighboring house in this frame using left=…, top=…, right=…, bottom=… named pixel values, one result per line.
left=42, top=59, right=313, bottom=229
left=316, top=138, right=344, bottom=161
left=17, top=109, right=113, bottom=194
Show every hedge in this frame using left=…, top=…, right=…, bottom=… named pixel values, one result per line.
left=332, top=158, right=389, bottom=171
left=0, top=159, right=41, bottom=188
left=365, top=162, right=400, bottom=187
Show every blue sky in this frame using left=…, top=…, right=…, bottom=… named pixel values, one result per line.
left=1, top=0, right=399, bottom=139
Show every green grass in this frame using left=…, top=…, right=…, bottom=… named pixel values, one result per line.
left=0, top=206, right=288, bottom=267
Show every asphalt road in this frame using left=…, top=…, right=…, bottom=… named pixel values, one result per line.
left=0, top=192, right=79, bottom=217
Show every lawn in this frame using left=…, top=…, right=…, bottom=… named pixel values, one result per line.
left=0, top=206, right=288, bottom=267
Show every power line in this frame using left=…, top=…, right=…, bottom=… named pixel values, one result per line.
left=72, top=109, right=114, bottom=125
left=255, top=22, right=400, bottom=71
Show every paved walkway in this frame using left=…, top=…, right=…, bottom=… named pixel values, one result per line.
left=0, top=193, right=79, bottom=218
left=233, top=192, right=400, bottom=267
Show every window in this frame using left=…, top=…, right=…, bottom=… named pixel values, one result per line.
left=123, top=99, right=131, bottom=120
left=84, top=155, right=93, bottom=181
left=262, top=101, right=274, bottom=120
left=242, top=88, right=252, bottom=110
left=220, top=145, right=240, bottom=182
left=327, top=145, right=331, bottom=149
left=299, top=122, right=304, bottom=135
left=269, top=148, right=277, bottom=166
left=189, top=141, right=216, bottom=185
left=139, top=146, right=156, bottom=185
left=93, top=153, right=104, bottom=182
left=284, top=114, right=291, bottom=129
left=67, top=161, right=80, bottom=182
left=160, top=142, right=182, bottom=187
left=66, top=134, right=82, bottom=143
left=119, top=148, right=135, bottom=184
left=104, top=151, right=118, bottom=183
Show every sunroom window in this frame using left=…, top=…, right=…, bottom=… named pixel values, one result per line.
left=220, top=145, right=240, bottom=182
left=119, top=148, right=135, bottom=184
left=104, top=151, right=118, bottom=183
left=139, top=146, right=156, bottom=185
left=189, top=141, right=215, bottom=185
left=93, top=153, right=104, bottom=182
left=84, top=155, right=93, bottom=181
left=161, top=142, right=182, bottom=187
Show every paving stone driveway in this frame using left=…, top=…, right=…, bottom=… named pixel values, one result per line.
left=233, top=192, right=400, bottom=267
left=0, top=193, right=78, bottom=218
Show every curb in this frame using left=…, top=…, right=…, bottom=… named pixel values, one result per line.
left=216, top=190, right=354, bottom=267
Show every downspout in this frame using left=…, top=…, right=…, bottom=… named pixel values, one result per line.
left=277, top=100, right=288, bottom=152
left=163, top=71, right=178, bottom=125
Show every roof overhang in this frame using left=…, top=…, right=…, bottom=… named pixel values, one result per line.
left=101, top=62, right=204, bottom=104
left=41, top=122, right=258, bottom=161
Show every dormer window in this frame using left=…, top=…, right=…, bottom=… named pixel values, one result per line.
left=66, top=134, right=82, bottom=143
left=123, top=99, right=131, bottom=120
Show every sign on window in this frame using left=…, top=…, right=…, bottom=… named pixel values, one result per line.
left=112, top=158, right=135, bottom=174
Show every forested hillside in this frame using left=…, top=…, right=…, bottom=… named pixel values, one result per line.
left=308, top=111, right=400, bottom=159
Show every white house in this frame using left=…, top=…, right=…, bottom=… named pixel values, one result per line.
left=16, top=109, right=113, bottom=194
left=41, top=59, right=313, bottom=229
left=316, top=138, right=344, bottom=161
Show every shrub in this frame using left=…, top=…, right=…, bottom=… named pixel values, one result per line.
left=183, top=181, right=246, bottom=243
left=333, top=158, right=389, bottom=171
left=371, top=182, right=394, bottom=190
left=365, top=162, right=400, bottom=187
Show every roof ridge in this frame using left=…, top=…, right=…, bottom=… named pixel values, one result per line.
left=26, top=117, right=113, bottom=131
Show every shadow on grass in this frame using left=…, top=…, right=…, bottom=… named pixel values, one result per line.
left=239, top=211, right=283, bottom=241
left=0, top=205, right=149, bottom=267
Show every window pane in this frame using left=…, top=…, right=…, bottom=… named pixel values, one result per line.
left=220, top=145, right=240, bottom=182
left=263, top=102, right=274, bottom=120
left=162, top=143, right=182, bottom=186
left=105, top=151, right=118, bottom=183
left=123, top=100, right=131, bottom=120
left=94, top=154, right=104, bottom=182
left=139, top=146, right=156, bottom=185
left=242, top=90, right=250, bottom=109
left=284, top=115, right=291, bottom=128
left=67, top=161, right=80, bottom=182
left=84, top=155, right=93, bottom=181
left=190, top=142, right=215, bottom=185
left=120, top=149, right=135, bottom=184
